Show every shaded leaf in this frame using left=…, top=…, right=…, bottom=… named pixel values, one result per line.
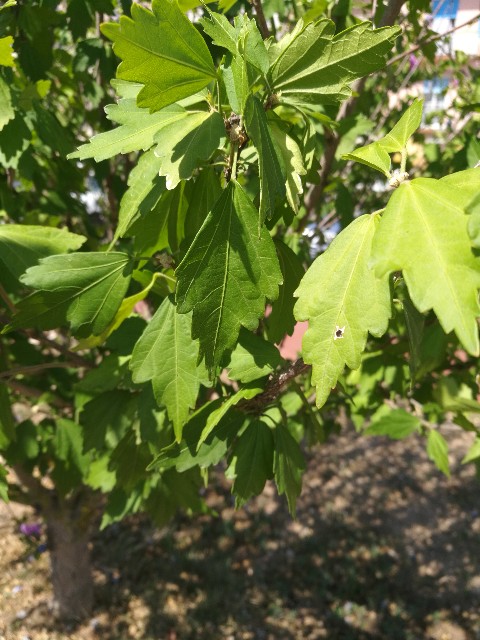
left=266, top=240, right=305, bottom=344
left=6, top=253, right=134, bottom=338
left=130, top=296, right=203, bottom=442
left=244, top=95, right=286, bottom=224
left=273, top=423, right=305, bottom=516
left=227, top=328, right=283, bottom=383
left=176, top=181, right=282, bottom=370
left=0, top=77, right=14, bottom=131
left=0, top=225, right=86, bottom=280
left=365, top=408, right=420, bottom=439
left=153, top=109, right=225, bottom=190
left=114, top=149, right=166, bottom=241
left=227, top=419, right=274, bottom=506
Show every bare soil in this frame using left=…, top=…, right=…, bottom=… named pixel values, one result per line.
left=1, top=425, right=480, bottom=640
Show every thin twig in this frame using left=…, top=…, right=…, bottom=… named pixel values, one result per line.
left=388, top=13, right=480, bottom=66
left=250, top=0, right=270, bottom=39
left=4, top=378, right=71, bottom=408
left=0, top=282, right=16, bottom=314
left=0, top=361, right=85, bottom=379
left=240, top=358, right=311, bottom=413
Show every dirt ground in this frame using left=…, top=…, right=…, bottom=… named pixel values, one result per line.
left=1, top=424, right=480, bottom=640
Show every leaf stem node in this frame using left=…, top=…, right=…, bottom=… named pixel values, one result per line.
left=389, top=170, right=409, bottom=189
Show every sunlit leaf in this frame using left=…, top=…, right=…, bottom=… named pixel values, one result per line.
left=101, top=0, right=216, bottom=112
left=371, top=177, right=480, bottom=356
left=295, top=214, right=391, bottom=407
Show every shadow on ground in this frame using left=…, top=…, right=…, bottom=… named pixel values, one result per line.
left=2, top=425, right=480, bottom=640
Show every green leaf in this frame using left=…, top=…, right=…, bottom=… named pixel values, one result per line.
left=101, top=0, right=216, bottom=112
left=227, top=328, right=283, bottom=383
left=439, top=167, right=480, bottom=205
left=114, top=149, right=166, bottom=241
left=295, top=214, right=391, bottom=407
left=109, top=431, right=152, bottom=491
left=426, top=429, right=450, bottom=477
left=269, top=20, right=400, bottom=107
left=222, top=53, right=252, bottom=115
left=7, top=253, right=134, bottom=338
left=0, top=77, right=14, bottom=131
left=69, top=100, right=185, bottom=162
left=130, top=296, right=203, bottom=442
left=401, top=292, right=425, bottom=381
left=184, top=167, right=222, bottom=243
left=342, top=141, right=391, bottom=177
left=467, top=192, right=480, bottom=249
left=273, top=423, right=305, bottom=516
left=227, top=418, right=274, bottom=506
left=377, top=98, right=423, bottom=152
left=462, top=437, right=480, bottom=464
left=269, top=120, right=306, bottom=213
left=266, top=240, right=305, bottom=344
left=176, top=180, right=282, bottom=370
left=371, top=177, right=480, bottom=356
left=0, top=382, right=15, bottom=448
left=365, top=408, right=421, bottom=439
left=153, top=109, right=225, bottom=190
left=0, top=464, right=8, bottom=503
left=244, top=95, right=286, bottom=224
left=0, top=36, right=14, bottom=67
left=75, top=272, right=160, bottom=350
left=80, top=390, right=137, bottom=452
left=0, top=1, right=17, bottom=11
left=198, top=384, right=263, bottom=447
left=150, top=402, right=243, bottom=472
left=0, top=112, right=30, bottom=168
left=54, top=418, right=90, bottom=476
left=0, top=225, right=86, bottom=280
left=201, top=11, right=269, bottom=75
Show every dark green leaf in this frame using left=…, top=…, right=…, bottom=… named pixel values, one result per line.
left=176, top=181, right=282, bottom=370
left=131, top=296, right=203, bottom=442
left=273, top=423, right=305, bottom=516
left=7, top=253, right=134, bottom=338
left=227, top=418, right=274, bottom=506
left=0, top=225, right=86, bottom=280
left=227, top=328, right=283, bottom=383
left=266, top=240, right=305, bottom=344
left=245, top=95, right=286, bottom=224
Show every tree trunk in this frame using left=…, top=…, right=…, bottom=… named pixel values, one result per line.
left=46, top=510, right=94, bottom=620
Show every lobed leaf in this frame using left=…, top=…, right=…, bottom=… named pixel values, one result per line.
left=371, top=177, right=480, bottom=356
left=176, top=181, right=282, bottom=371
left=101, top=0, right=216, bottom=112
left=153, top=109, right=225, bottom=189
left=0, top=225, right=86, bottom=280
left=295, top=214, right=391, bottom=407
left=269, top=20, right=400, bottom=107
left=130, top=296, right=203, bottom=442
left=6, top=252, right=134, bottom=338
left=244, top=95, right=286, bottom=224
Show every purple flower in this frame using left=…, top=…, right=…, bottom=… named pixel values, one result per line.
left=409, top=54, right=419, bottom=71
left=19, top=523, right=42, bottom=538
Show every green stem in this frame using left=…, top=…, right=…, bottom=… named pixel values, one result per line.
left=400, top=147, right=408, bottom=174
